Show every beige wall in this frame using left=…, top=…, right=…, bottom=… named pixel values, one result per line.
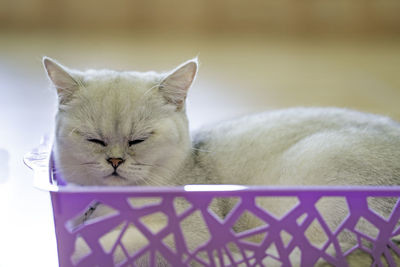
left=1, top=0, right=400, bottom=35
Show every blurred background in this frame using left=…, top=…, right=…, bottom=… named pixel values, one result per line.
left=1, top=1, right=400, bottom=266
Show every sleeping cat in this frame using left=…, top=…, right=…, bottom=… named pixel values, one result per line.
left=43, top=57, right=400, bottom=266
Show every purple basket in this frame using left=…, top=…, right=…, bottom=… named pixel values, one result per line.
left=25, top=140, right=400, bottom=267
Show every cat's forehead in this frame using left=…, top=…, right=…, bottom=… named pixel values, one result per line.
left=82, top=70, right=161, bottom=95
left=65, top=69, right=169, bottom=137
left=78, top=70, right=165, bottom=116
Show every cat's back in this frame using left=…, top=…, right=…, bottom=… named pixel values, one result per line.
left=192, top=107, right=400, bottom=185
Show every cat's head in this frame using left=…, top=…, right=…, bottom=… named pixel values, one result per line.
left=43, top=57, right=197, bottom=186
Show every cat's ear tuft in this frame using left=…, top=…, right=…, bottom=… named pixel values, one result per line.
left=43, top=57, right=79, bottom=104
left=159, top=58, right=198, bottom=110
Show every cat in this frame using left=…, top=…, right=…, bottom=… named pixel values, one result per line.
left=43, top=57, right=400, bottom=266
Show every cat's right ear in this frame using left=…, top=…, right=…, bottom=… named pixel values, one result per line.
left=43, top=57, right=79, bottom=104
left=159, top=59, right=198, bottom=111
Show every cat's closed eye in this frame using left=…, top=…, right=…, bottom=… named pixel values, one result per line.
left=87, top=139, right=107, bottom=147
left=128, top=132, right=154, bottom=147
left=128, top=139, right=146, bottom=146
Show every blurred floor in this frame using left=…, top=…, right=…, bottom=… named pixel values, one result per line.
left=0, top=31, right=400, bottom=266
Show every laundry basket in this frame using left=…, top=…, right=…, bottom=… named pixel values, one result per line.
left=24, top=139, right=400, bottom=267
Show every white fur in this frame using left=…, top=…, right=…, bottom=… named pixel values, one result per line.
left=191, top=107, right=400, bottom=187
left=44, top=58, right=400, bottom=266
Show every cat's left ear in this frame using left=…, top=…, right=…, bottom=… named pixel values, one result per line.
left=159, top=58, right=198, bottom=110
left=43, top=57, right=80, bottom=104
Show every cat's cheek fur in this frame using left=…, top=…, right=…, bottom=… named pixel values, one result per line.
left=53, top=120, right=107, bottom=185
left=130, top=116, right=191, bottom=185
left=54, top=143, right=96, bottom=185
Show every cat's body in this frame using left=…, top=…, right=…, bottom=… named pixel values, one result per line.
left=43, top=57, right=400, bottom=266
left=188, top=107, right=400, bottom=188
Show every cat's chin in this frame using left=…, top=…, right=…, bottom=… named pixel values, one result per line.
left=102, top=174, right=135, bottom=186
left=61, top=170, right=143, bottom=186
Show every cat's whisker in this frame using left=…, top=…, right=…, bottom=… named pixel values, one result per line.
left=53, top=167, right=81, bottom=181
left=134, top=161, right=175, bottom=176
left=191, top=147, right=213, bottom=153
left=80, top=162, right=100, bottom=165
left=131, top=162, right=153, bottom=167
left=66, top=128, right=78, bottom=137
left=132, top=169, right=167, bottom=186
left=133, top=174, right=152, bottom=186
left=143, top=174, right=169, bottom=186
left=147, top=171, right=173, bottom=185
left=52, top=165, right=76, bottom=174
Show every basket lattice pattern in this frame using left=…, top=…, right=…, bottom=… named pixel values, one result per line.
left=51, top=187, right=400, bottom=267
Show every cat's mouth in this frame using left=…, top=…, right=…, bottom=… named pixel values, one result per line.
left=105, top=171, right=127, bottom=180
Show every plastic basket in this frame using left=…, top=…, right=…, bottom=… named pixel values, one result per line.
left=25, top=140, right=400, bottom=267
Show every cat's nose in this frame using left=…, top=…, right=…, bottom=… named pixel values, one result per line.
left=107, top=158, right=124, bottom=168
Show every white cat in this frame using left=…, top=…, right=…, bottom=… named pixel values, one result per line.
left=43, top=57, right=400, bottom=266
